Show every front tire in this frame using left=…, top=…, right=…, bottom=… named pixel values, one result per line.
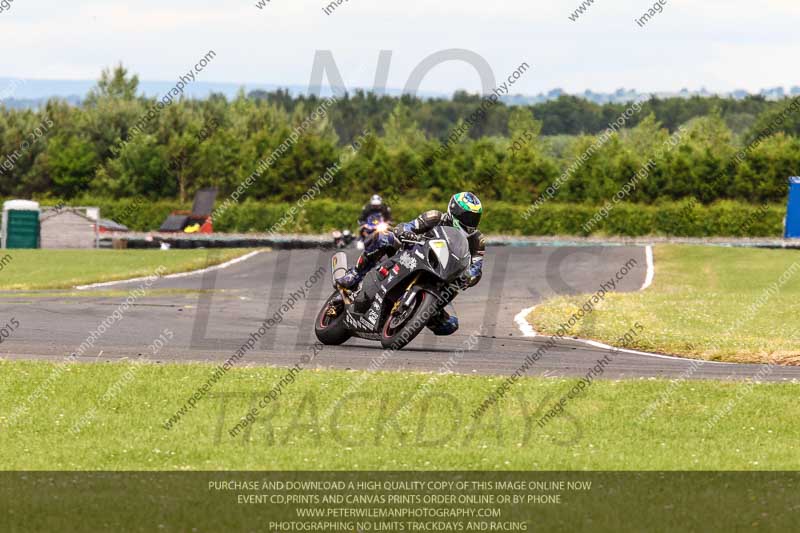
left=380, top=290, right=439, bottom=350
left=315, top=292, right=352, bottom=345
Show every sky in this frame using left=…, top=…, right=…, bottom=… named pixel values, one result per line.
left=1, top=0, right=799, bottom=96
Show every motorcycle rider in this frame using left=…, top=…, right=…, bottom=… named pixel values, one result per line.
left=358, top=194, right=393, bottom=225
left=338, top=192, right=485, bottom=336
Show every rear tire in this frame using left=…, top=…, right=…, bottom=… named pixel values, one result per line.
left=315, top=292, right=352, bottom=345
left=380, top=290, right=439, bottom=350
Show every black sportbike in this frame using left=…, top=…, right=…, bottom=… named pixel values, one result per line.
left=315, top=226, right=470, bottom=350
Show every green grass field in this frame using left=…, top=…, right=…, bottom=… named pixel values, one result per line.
left=0, top=249, right=253, bottom=290
left=1, top=361, right=798, bottom=470
left=530, top=245, right=800, bottom=364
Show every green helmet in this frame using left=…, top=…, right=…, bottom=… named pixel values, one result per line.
left=448, top=192, right=483, bottom=235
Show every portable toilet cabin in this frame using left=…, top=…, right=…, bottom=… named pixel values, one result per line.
left=2, top=200, right=40, bottom=249
left=785, top=177, right=800, bottom=239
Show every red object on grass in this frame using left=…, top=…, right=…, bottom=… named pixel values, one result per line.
left=200, top=218, right=213, bottom=233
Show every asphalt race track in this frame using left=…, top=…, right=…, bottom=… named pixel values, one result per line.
left=5, top=246, right=800, bottom=381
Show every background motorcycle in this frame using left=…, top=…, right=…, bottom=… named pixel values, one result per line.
left=315, top=225, right=470, bottom=350
left=355, top=213, right=389, bottom=250
left=331, top=229, right=355, bottom=249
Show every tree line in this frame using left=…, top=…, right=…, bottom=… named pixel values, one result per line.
left=0, top=65, right=798, bottom=207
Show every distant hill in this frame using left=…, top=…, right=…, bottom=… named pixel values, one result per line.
left=2, top=76, right=800, bottom=109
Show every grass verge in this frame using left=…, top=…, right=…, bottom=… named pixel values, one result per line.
left=1, top=360, right=798, bottom=470
left=0, top=249, right=254, bottom=290
left=530, top=245, right=800, bottom=364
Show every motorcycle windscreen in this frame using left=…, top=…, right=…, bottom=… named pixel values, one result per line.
left=428, top=226, right=471, bottom=281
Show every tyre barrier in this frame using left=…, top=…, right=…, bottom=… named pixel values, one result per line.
left=100, top=233, right=332, bottom=250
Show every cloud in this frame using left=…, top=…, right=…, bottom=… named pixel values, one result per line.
left=0, top=0, right=797, bottom=94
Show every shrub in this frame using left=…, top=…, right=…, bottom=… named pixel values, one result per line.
left=22, top=197, right=785, bottom=237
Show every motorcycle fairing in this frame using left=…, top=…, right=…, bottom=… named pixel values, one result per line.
left=340, top=225, right=471, bottom=339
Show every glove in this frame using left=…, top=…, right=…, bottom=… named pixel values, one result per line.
left=460, top=259, right=483, bottom=289
left=393, top=224, right=417, bottom=242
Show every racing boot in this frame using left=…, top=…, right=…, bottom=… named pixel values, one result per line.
left=427, top=309, right=459, bottom=336
left=336, top=255, right=371, bottom=290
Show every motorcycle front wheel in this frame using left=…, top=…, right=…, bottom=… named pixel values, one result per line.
left=315, top=292, right=352, bottom=345
left=380, top=290, right=438, bottom=350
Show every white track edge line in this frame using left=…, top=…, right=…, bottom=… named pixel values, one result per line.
left=640, top=244, right=654, bottom=291
left=515, top=305, right=734, bottom=364
left=513, top=246, right=735, bottom=365
left=75, top=250, right=263, bottom=290
left=513, top=306, right=538, bottom=337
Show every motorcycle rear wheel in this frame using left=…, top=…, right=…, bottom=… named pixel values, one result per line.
left=315, top=292, right=352, bottom=345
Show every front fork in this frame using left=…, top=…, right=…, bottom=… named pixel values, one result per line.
left=391, top=273, right=422, bottom=315
left=326, top=292, right=346, bottom=318
left=395, top=277, right=458, bottom=324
